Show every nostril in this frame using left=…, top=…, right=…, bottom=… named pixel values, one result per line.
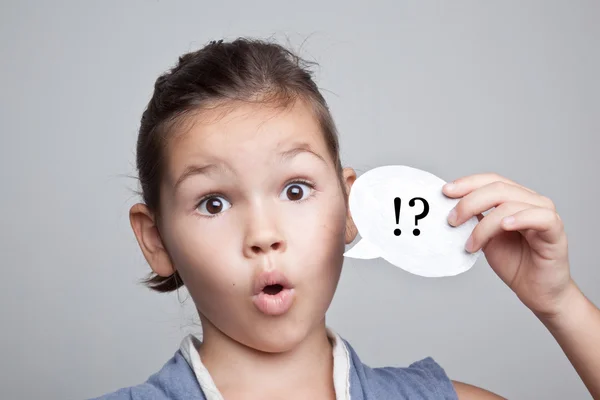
left=250, top=242, right=282, bottom=254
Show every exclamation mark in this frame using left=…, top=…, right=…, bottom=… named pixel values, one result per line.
left=394, top=197, right=401, bottom=236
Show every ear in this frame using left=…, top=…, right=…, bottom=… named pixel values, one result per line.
left=342, top=167, right=358, bottom=244
left=129, top=203, right=175, bottom=277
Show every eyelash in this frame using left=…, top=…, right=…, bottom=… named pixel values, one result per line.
left=194, top=178, right=317, bottom=218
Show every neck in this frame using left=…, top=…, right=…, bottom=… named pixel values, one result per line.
left=197, top=315, right=335, bottom=398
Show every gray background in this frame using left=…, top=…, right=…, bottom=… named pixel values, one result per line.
left=1, top=0, right=598, bottom=399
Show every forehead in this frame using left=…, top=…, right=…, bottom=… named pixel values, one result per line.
left=165, top=99, right=330, bottom=180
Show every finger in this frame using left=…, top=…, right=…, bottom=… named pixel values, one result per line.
left=447, top=181, right=555, bottom=227
left=443, top=172, right=538, bottom=199
left=465, top=201, right=534, bottom=253
left=501, top=207, right=564, bottom=246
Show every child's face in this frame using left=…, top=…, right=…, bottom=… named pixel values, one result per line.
left=136, top=98, right=356, bottom=352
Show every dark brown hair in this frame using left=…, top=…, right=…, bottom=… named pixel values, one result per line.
left=135, top=37, right=345, bottom=293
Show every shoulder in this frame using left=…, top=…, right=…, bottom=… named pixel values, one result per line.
left=372, top=356, right=460, bottom=399
left=341, top=336, right=457, bottom=399
left=87, top=350, right=204, bottom=400
left=341, top=338, right=503, bottom=399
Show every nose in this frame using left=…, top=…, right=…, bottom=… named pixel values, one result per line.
left=243, top=204, right=286, bottom=258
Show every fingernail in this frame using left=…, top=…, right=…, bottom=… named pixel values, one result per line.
left=503, top=216, right=515, bottom=226
left=444, top=183, right=456, bottom=192
left=448, top=208, right=457, bottom=225
left=465, top=235, right=474, bottom=252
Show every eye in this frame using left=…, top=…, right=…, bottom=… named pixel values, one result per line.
left=197, top=196, right=231, bottom=216
left=280, top=181, right=314, bottom=202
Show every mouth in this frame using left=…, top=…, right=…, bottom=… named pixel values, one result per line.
left=252, top=270, right=296, bottom=316
left=253, top=269, right=293, bottom=295
left=262, top=284, right=284, bottom=295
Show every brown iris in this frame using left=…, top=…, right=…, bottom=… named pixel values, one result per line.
left=286, top=184, right=304, bottom=201
left=206, top=198, right=223, bottom=214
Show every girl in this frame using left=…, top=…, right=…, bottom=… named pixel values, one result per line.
left=91, top=38, right=600, bottom=399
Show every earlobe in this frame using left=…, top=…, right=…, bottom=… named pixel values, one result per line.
left=129, top=203, right=175, bottom=277
left=345, top=216, right=358, bottom=245
left=342, top=167, right=358, bottom=244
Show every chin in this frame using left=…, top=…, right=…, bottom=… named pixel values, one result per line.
left=242, top=315, right=319, bottom=354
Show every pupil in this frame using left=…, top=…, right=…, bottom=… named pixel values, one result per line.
left=207, top=199, right=222, bottom=214
left=287, top=185, right=303, bottom=200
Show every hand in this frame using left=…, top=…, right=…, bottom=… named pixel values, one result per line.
left=443, top=173, right=573, bottom=320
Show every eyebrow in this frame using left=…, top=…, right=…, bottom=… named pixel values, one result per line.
left=173, top=142, right=328, bottom=191
left=278, top=142, right=328, bottom=165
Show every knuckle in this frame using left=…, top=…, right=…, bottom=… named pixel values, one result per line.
left=552, top=210, right=562, bottom=225
left=497, top=202, right=514, bottom=212
left=540, top=195, right=556, bottom=210
left=468, top=229, right=479, bottom=246
left=452, top=207, right=464, bottom=222
left=490, top=172, right=504, bottom=181
left=492, top=180, right=508, bottom=190
left=453, top=199, right=467, bottom=216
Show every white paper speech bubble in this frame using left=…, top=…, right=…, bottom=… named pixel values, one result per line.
left=343, top=165, right=482, bottom=277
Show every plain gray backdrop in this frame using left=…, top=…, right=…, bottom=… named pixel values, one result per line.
left=1, top=0, right=598, bottom=399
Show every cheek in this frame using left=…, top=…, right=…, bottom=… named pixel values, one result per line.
left=171, top=240, right=247, bottom=320
left=290, top=193, right=347, bottom=275
left=164, top=217, right=245, bottom=299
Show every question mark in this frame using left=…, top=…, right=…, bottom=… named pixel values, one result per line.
left=409, top=197, right=429, bottom=236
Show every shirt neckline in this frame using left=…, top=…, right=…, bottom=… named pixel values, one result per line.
left=179, top=328, right=351, bottom=400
